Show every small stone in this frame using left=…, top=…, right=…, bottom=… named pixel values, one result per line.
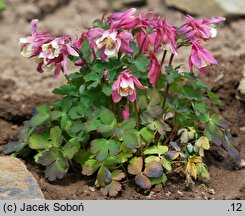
left=239, top=159, right=245, bottom=168
left=199, top=184, right=208, bottom=190
left=122, top=0, right=146, bottom=6
left=146, top=191, right=155, bottom=199
left=208, top=188, right=216, bottom=195
left=236, top=64, right=245, bottom=101
left=0, top=156, right=44, bottom=200
left=239, top=127, right=245, bottom=133
left=89, top=186, right=95, bottom=192
left=109, top=0, right=146, bottom=10
left=11, top=125, right=18, bottom=130
left=177, top=190, right=184, bottom=196
left=166, top=191, right=171, bottom=196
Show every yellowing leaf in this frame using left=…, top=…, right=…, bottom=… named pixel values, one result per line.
left=189, top=156, right=203, bottom=163
left=199, top=136, right=210, bottom=149
left=180, top=131, right=189, bottom=143
left=194, top=136, right=210, bottom=156
left=145, top=156, right=160, bottom=164
left=128, top=157, right=143, bottom=175
left=82, top=159, right=101, bottom=176
left=111, top=170, right=125, bottom=181
left=186, top=162, right=197, bottom=179
left=100, top=180, right=122, bottom=196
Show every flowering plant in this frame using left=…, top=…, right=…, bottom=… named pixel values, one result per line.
left=4, top=9, right=241, bottom=196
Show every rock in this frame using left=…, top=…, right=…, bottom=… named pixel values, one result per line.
left=146, top=191, right=155, bottom=199
left=208, top=188, right=216, bottom=195
left=88, top=186, right=95, bottom=192
left=177, top=190, right=184, bottom=196
left=122, top=0, right=146, bottom=6
left=239, top=159, right=245, bottom=168
left=165, top=0, right=245, bottom=18
left=108, top=0, right=146, bottom=10
left=0, top=156, right=44, bottom=200
left=239, top=127, right=245, bottom=133
left=236, top=64, right=245, bottom=101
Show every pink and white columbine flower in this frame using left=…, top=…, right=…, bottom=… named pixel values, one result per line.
left=135, top=28, right=155, bottom=52
left=179, top=15, right=225, bottom=41
left=189, top=40, right=217, bottom=73
left=36, top=36, right=77, bottom=77
left=112, top=70, right=147, bottom=103
left=136, top=17, right=177, bottom=54
left=19, top=19, right=53, bottom=58
left=109, top=8, right=139, bottom=30
left=19, top=19, right=78, bottom=78
left=95, top=30, right=121, bottom=59
left=147, top=52, right=161, bottom=85
left=86, top=28, right=133, bottom=60
left=154, top=19, right=177, bottom=54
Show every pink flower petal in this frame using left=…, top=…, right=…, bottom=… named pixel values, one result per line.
left=112, top=89, right=122, bottom=103
left=128, top=90, right=136, bottom=102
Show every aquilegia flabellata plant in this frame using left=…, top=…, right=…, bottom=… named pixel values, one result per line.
left=4, top=9, right=241, bottom=196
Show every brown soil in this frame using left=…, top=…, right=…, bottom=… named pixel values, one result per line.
left=0, top=54, right=244, bottom=200
left=0, top=0, right=245, bottom=200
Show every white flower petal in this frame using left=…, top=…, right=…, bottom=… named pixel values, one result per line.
left=119, top=88, right=129, bottom=96
left=210, top=26, right=217, bottom=38
left=105, top=46, right=118, bottom=57
left=20, top=45, right=33, bottom=57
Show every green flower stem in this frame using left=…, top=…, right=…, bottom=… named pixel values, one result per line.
left=164, top=113, right=178, bottom=145
left=116, top=103, right=122, bottom=122
left=162, top=45, right=182, bottom=117
left=160, top=50, right=167, bottom=68
left=152, top=50, right=168, bottom=145
left=162, top=83, right=171, bottom=114
left=71, top=45, right=90, bottom=70
left=64, top=74, right=71, bottom=84
left=121, top=164, right=129, bottom=184
left=133, top=101, right=140, bottom=130
left=112, top=102, right=116, bottom=118
left=168, top=53, right=175, bottom=65
left=154, top=132, right=161, bottom=145
left=137, top=34, right=148, bottom=57
left=162, top=53, right=176, bottom=114
left=129, top=101, right=134, bottom=116
left=61, top=67, right=71, bottom=84
left=155, top=52, right=176, bottom=145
